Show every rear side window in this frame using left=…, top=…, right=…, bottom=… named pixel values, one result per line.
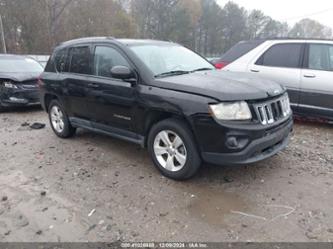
left=69, top=46, right=91, bottom=75
left=308, top=44, right=333, bottom=71
left=256, top=43, right=303, bottom=68
left=220, top=40, right=264, bottom=63
left=94, top=46, right=130, bottom=78
left=55, top=48, right=68, bottom=73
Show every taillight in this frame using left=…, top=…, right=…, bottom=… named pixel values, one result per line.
left=214, top=62, right=229, bottom=69
left=37, top=76, right=44, bottom=88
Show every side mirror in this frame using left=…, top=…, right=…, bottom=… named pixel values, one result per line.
left=110, top=66, right=135, bottom=81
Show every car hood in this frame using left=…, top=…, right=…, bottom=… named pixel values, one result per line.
left=0, top=72, right=41, bottom=83
left=153, top=70, right=285, bottom=101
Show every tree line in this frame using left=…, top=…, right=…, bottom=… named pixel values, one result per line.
left=0, top=0, right=332, bottom=56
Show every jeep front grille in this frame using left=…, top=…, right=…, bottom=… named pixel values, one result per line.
left=254, top=94, right=291, bottom=125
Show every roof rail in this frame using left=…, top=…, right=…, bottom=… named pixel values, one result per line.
left=250, top=37, right=333, bottom=42
left=59, top=36, right=115, bottom=46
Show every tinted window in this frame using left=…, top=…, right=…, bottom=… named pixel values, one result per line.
left=94, top=46, right=130, bottom=78
left=220, top=40, right=264, bottom=63
left=256, top=43, right=302, bottom=68
left=69, top=46, right=91, bottom=74
left=55, top=48, right=68, bottom=72
left=308, top=44, right=333, bottom=71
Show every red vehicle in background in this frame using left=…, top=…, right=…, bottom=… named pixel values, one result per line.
left=211, top=40, right=265, bottom=69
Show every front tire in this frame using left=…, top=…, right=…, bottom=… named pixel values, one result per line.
left=148, top=118, right=201, bottom=180
left=48, top=99, right=76, bottom=138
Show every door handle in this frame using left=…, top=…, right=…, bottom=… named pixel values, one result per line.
left=87, top=83, right=99, bottom=88
left=304, top=74, right=316, bottom=78
left=250, top=69, right=260, bottom=73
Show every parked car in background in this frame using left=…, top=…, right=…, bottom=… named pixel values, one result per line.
left=40, top=37, right=293, bottom=180
left=28, top=55, right=50, bottom=68
left=0, top=54, right=44, bottom=110
left=214, top=39, right=333, bottom=122
left=206, top=57, right=220, bottom=63
left=212, top=40, right=265, bottom=69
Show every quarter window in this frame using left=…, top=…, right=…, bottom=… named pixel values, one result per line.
left=308, top=44, right=333, bottom=71
left=55, top=48, right=68, bottom=73
left=256, top=43, right=302, bottom=68
left=69, top=46, right=91, bottom=75
left=94, top=46, right=130, bottom=78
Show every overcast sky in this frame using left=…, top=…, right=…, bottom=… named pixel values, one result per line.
left=217, top=0, right=333, bottom=29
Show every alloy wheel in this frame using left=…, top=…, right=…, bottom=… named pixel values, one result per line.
left=153, top=130, right=187, bottom=172
left=50, top=105, right=65, bottom=133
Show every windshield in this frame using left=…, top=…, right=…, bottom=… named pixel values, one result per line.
left=130, top=44, right=214, bottom=76
left=0, top=57, right=44, bottom=73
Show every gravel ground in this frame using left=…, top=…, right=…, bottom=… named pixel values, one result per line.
left=0, top=107, right=332, bottom=242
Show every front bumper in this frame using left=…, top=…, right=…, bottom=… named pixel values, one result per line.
left=0, top=88, right=40, bottom=107
left=200, top=117, right=293, bottom=165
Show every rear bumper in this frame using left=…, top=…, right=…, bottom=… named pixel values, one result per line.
left=0, top=89, right=40, bottom=107
left=201, top=117, right=293, bottom=165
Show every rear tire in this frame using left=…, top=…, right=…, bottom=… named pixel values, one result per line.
left=148, top=118, right=201, bottom=180
left=0, top=94, right=5, bottom=112
left=48, top=99, right=76, bottom=138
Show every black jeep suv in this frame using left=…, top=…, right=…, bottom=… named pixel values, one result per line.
left=40, top=37, right=293, bottom=180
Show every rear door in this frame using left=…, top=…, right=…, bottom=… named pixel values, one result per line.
left=248, top=43, right=304, bottom=111
left=65, top=45, right=94, bottom=120
left=300, top=43, right=333, bottom=119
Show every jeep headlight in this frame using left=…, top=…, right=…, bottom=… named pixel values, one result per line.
left=3, top=81, right=18, bottom=89
left=209, top=101, right=252, bottom=120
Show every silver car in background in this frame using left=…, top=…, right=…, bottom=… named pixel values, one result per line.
left=215, top=39, right=333, bottom=122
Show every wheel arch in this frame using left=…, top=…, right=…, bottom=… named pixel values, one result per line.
left=44, top=94, right=59, bottom=113
left=142, top=110, right=198, bottom=148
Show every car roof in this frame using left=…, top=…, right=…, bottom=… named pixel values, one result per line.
left=244, top=38, right=333, bottom=43
left=58, top=37, right=177, bottom=48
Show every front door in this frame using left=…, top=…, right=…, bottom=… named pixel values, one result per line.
left=86, top=45, right=137, bottom=132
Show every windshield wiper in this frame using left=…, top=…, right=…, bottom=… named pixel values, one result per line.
left=190, top=68, right=214, bottom=73
left=155, top=70, right=190, bottom=78
left=155, top=68, right=213, bottom=78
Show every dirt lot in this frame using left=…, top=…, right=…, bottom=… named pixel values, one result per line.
left=0, top=107, right=332, bottom=242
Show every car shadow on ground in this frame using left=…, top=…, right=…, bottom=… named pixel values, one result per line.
left=0, top=105, right=42, bottom=114
left=294, top=117, right=332, bottom=128
left=56, top=118, right=330, bottom=186
left=73, top=127, right=279, bottom=186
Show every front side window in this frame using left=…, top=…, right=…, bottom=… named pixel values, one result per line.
left=308, top=44, right=333, bottom=71
left=129, top=44, right=214, bottom=76
left=69, top=46, right=91, bottom=75
left=94, top=46, right=130, bottom=78
left=256, top=43, right=303, bottom=68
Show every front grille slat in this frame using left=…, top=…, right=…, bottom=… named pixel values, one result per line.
left=274, top=102, right=281, bottom=118
left=254, top=94, right=291, bottom=125
left=266, top=105, right=274, bottom=124
left=258, top=106, right=266, bottom=125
